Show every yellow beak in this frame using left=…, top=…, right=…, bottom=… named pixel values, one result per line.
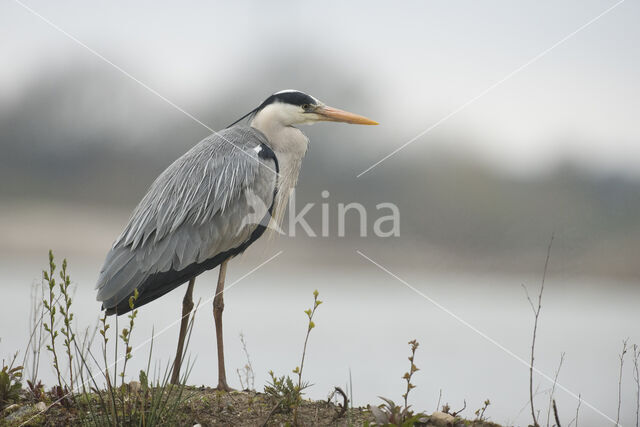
left=315, top=105, right=378, bottom=125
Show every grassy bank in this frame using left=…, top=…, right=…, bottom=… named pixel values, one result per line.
left=2, top=386, right=505, bottom=426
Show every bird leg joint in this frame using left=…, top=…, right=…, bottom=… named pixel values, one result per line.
left=213, top=295, right=224, bottom=314
left=183, top=295, right=194, bottom=313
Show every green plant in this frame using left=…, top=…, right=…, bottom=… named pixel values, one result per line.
left=294, top=290, right=322, bottom=387
left=58, top=258, right=76, bottom=391
left=43, top=250, right=64, bottom=393
left=402, top=339, right=419, bottom=413
left=39, top=250, right=79, bottom=409
left=371, top=339, right=427, bottom=426
left=264, top=370, right=309, bottom=413
left=4, top=252, right=197, bottom=426
left=133, top=356, right=194, bottom=426
left=0, top=354, right=23, bottom=409
left=293, top=289, right=322, bottom=424
left=75, top=297, right=196, bottom=426
left=474, top=399, right=491, bottom=422
left=117, top=289, right=140, bottom=424
left=369, top=397, right=426, bottom=427
left=263, top=290, right=322, bottom=425
left=119, top=289, right=139, bottom=388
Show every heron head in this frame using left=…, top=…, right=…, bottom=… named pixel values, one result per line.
left=249, top=89, right=378, bottom=127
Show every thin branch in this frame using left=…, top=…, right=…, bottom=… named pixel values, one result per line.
left=452, top=399, right=467, bottom=417
left=327, top=386, right=348, bottom=419
left=349, top=368, right=353, bottom=411
left=633, top=344, right=639, bottom=427
left=514, top=385, right=546, bottom=427
left=547, top=352, right=566, bottom=427
left=575, top=394, right=581, bottom=427
left=525, top=233, right=554, bottom=427
left=618, top=338, right=629, bottom=426
left=521, top=284, right=537, bottom=315
left=553, top=399, right=561, bottom=427
left=261, top=398, right=283, bottom=427
left=237, top=332, right=255, bottom=391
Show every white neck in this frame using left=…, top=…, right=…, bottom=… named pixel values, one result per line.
left=250, top=104, right=307, bottom=149
left=250, top=103, right=309, bottom=223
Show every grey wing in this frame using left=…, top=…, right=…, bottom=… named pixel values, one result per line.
left=96, top=126, right=278, bottom=313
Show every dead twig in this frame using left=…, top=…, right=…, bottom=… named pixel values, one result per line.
left=523, top=233, right=554, bottom=427
left=327, top=386, right=348, bottom=419
left=618, top=338, right=629, bottom=426
left=547, top=352, right=565, bottom=427
left=236, top=332, right=255, bottom=391
left=633, top=344, right=639, bottom=427
left=567, top=393, right=582, bottom=427
left=451, top=399, right=466, bottom=417
left=261, top=398, right=283, bottom=427
left=552, top=399, right=561, bottom=427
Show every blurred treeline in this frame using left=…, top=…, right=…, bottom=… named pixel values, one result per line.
left=2, top=59, right=639, bottom=280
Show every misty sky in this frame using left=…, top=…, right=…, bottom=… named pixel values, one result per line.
left=2, top=0, right=639, bottom=176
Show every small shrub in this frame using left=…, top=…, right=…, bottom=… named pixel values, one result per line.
left=474, top=399, right=491, bottom=422
left=264, top=370, right=308, bottom=413
left=263, top=290, right=322, bottom=424
left=0, top=356, right=23, bottom=409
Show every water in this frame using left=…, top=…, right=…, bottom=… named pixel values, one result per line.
left=1, top=250, right=638, bottom=427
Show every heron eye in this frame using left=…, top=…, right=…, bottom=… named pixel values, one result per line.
left=301, top=104, right=313, bottom=112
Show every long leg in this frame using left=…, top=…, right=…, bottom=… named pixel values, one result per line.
left=170, top=278, right=195, bottom=385
left=213, top=259, right=232, bottom=391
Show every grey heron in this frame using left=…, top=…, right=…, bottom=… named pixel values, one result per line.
left=95, top=90, right=377, bottom=390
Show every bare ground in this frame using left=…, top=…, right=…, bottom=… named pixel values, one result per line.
left=2, top=387, right=503, bottom=426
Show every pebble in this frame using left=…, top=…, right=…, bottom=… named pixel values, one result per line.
left=429, top=411, right=455, bottom=426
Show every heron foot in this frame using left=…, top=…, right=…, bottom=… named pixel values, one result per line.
left=214, top=381, right=235, bottom=392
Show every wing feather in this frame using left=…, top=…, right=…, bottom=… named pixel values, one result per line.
left=96, top=126, right=277, bottom=310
